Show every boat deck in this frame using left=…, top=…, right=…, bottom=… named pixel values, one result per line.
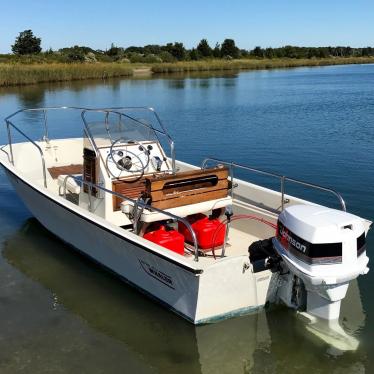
left=226, top=227, right=259, bottom=257
left=183, top=223, right=265, bottom=265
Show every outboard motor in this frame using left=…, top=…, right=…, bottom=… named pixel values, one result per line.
left=273, top=204, right=369, bottom=324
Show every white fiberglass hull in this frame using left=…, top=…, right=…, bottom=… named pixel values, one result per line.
left=1, top=163, right=272, bottom=324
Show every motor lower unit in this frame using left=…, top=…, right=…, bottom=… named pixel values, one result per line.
left=273, top=204, right=369, bottom=321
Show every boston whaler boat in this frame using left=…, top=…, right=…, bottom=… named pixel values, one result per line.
left=0, top=107, right=371, bottom=350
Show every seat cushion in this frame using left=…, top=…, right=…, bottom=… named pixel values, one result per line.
left=57, top=174, right=81, bottom=194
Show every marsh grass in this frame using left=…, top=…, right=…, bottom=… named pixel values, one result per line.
left=1, top=57, right=374, bottom=87
left=151, top=57, right=374, bottom=73
left=0, top=63, right=133, bottom=87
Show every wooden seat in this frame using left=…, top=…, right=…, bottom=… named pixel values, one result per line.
left=145, top=167, right=230, bottom=210
left=48, top=164, right=83, bottom=179
left=112, top=179, right=147, bottom=210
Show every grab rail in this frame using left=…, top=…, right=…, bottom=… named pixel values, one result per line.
left=201, top=158, right=346, bottom=212
left=0, top=145, right=11, bottom=163
left=4, top=106, right=88, bottom=188
left=5, top=120, right=48, bottom=188
left=62, top=175, right=200, bottom=262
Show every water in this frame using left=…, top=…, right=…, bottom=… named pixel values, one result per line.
left=1, top=65, right=374, bottom=373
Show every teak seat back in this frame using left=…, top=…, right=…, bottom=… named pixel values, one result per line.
left=112, top=179, right=147, bottom=210
left=145, top=167, right=229, bottom=210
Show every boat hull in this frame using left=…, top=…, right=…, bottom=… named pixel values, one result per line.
left=1, top=163, right=272, bottom=324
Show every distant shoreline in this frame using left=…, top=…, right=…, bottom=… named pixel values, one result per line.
left=1, top=57, right=373, bottom=87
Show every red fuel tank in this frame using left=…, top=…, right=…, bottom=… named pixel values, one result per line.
left=143, top=226, right=185, bottom=255
left=179, top=213, right=226, bottom=250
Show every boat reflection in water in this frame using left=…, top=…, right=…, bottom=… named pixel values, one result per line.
left=3, top=219, right=368, bottom=373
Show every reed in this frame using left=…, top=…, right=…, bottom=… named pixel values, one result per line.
left=1, top=57, right=373, bottom=87
left=0, top=63, right=134, bottom=87
left=150, top=57, right=374, bottom=74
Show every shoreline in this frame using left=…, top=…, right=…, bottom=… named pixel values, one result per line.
left=1, top=57, right=373, bottom=87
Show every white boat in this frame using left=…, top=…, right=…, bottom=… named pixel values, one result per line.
left=4, top=221, right=367, bottom=368
left=0, top=106, right=370, bottom=349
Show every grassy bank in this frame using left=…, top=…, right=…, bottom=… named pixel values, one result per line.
left=151, top=57, right=374, bottom=73
left=0, top=63, right=133, bottom=87
left=1, top=57, right=374, bottom=87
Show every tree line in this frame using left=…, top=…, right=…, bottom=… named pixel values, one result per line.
left=6, top=30, right=374, bottom=63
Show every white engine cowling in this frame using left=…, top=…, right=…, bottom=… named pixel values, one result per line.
left=273, top=204, right=369, bottom=321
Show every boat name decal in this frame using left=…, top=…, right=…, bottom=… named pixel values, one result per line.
left=139, top=259, right=175, bottom=289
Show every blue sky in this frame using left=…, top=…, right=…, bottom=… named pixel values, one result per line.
left=0, top=0, right=373, bottom=53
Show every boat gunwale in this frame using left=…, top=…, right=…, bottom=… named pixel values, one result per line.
left=0, top=155, right=204, bottom=275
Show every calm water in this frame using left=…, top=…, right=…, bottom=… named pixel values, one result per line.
left=1, top=65, right=374, bottom=373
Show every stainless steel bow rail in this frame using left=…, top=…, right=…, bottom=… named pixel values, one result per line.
left=4, top=106, right=176, bottom=188
left=202, top=158, right=347, bottom=212
left=5, top=107, right=86, bottom=188
left=62, top=174, right=200, bottom=262
left=6, top=118, right=48, bottom=188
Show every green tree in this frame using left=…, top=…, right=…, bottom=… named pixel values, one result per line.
left=106, top=43, right=124, bottom=58
left=221, top=39, right=239, bottom=58
left=173, top=42, right=186, bottom=60
left=252, top=46, right=264, bottom=58
left=283, top=45, right=297, bottom=58
left=189, top=48, right=201, bottom=60
left=159, top=51, right=176, bottom=62
left=59, top=45, right=94, bottom=54
left=318, top=48, right=329, bottom=58
left=163, top=42, right=186, bottom=60
left=264, top=48, right=274, bottom=59
left=362, top=47, right=374, bottom=57
left=212, top=43, right=221, bottom=58
left=143, top=44, right=162, bottom=55
left=12, top=30, right=42, bottom=55
left=125, top=46, right=144, bottom=54
left=196, top=39, right=212, bottom=57
left=65, top=46, right=86, bottom=62
left=240, top=49, right=250, bottom=58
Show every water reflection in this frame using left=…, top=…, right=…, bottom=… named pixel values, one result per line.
left=2, top=219, right=271, bottom=373
left=2, top=219, right=369, bottom=373
left=154, top=70, right=239, bottom=80
left=17, top=86, right=46, bottom=109
left=0, top=78, right=125, bottom=100
left=110, top=78, right=121, bottom=94
left=190, top=79, right=211, bottom=89
left=1, top=85, right=47, bottom=126
left=166, top=79, right=186, bottom=90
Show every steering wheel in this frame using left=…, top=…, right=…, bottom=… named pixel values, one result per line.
left=106, top=138, right=150, bottom=181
